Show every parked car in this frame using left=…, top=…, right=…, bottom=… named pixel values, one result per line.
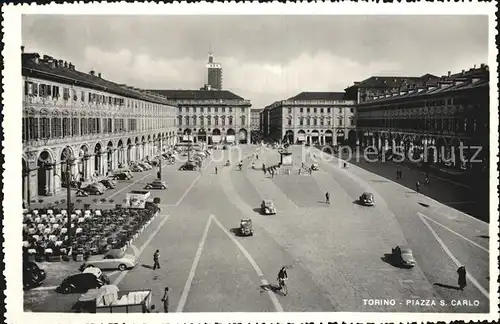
left=239, top=219, right=254, bottom=236
left=260, top=199, right=276, bottom=215
left=130, top=165, right=144, bottom=172
left=56, top=272, right=106, bottom=294
left=144, top=180, right=168, bottom=190
left=82, top=267, right=111, bottom=284
left=82, top=184, right=104, bottom=195
left=359, top=192, right=375, bottom=206
left=311, top=164, right=319, bottom=171
left=139, top=162, right=153, bottom=170
left=113, top=171, right=132, bottom=180
left=81, top=249, right=136, bottom=271
left=391, top=246, right=416, bottom=268
left=23, top=261, right=46, bottom=290
left=100, top=179, right=116, bottom=189
left=179, top=161, right=197, bottom=171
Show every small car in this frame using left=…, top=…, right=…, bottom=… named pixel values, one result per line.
left=80, top=249, right=136, bottom=271
left=130, top=165, right=144, bottom=172
left=82, top=184, right=104, bottom=195
left=392, top=246, right=416, bottom=268
left=82, top=267, right=111, bottom=285
left=137, top=162, right=152, bottom=170
left=311, top=164, right=319, bottom=171
left=239, top=219, right=254, bottom=236
left=144, top=180, right=167, bottom=190
left=56, top=273, right=106, bottom=294
left=113, top=172, right=132, bottom=180
left=261, top=199, right=277, bottom=215
left=359, top=192, right=374, bottom=206
left=23, top=261, right=46, bottom=290
left=100, top=179, right=116, bottom=189
left=179, top=162, right=197, bottom=171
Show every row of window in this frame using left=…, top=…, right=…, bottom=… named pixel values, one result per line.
left=289, top=107, right=355, bottom=114
left=178, top=106, right=247, bottom=113
left=24, top=80, right=175, bottom=115
left=290, top=118, right=353, bottom=127
left=22, top=117, right=175, bottom=141
left=178, top=115, right=246, bottom=127
left=362, top=97, right=483, bottom=110
left=356, top=117, right=482, bottom=134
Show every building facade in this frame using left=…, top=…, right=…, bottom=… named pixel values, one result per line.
left=206, top=52, right=222, bottom=90
left=250, top=108, right=262, bottom=131
left=262, top=92, right=356, bottom=145
left=22, top=51, right=178, bottom=202
left=149, top=90, right=252, bottom=144
left=353, top=65, right=489, bottom=172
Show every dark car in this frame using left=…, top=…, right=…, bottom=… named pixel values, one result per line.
left=179, top=162, right=197, bottom=171
left=239, top=219, right=254, bottom=236
left=82, top=184, right=104, bottom=195
left=113, top=171, right=133, bottom=180
left=144, top=180, right=167, bottom=190
left=100, top=179, right=116, bottom=189
left=23, top=261, right=46, bottom=290
left=359, top=192, right=374, bottom=206
left=56, top=272, right=107, bottom=294
left=392, top=245, right=416, bottom=268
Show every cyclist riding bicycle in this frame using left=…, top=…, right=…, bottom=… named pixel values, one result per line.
left=277, top=266, right=288, bottom=290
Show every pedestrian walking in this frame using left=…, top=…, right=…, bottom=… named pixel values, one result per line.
left=325, top=192, right=330, bottom=204
left=161, top=287, right=170, bottom=312
left=457, top=266, right=467, bottom=290
left=416, top=180, right=420, bottom=194
left=256, top=154, right=259, bottom=160
left=298, top=168, right=301, bottom=175
left=309, top=167, right=312, bottom=175
left=157, top=171, right=161, bottom=179
left=215, top=166, right=218, bottom=174
left=153, top=249, right=160, bottom=270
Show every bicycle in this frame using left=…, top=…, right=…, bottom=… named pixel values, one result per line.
left=277, top=277, right=288, bottom=296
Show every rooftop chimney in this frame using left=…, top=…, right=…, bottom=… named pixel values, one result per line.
left=59, top=60, right=64, bottom=67
left=480, top=63, right=486, bottom=69
left=21, top=46, right=25, bottom=53
left=447, top=71, right=451, bottom=77
left=89, top=70, right=95, bottom=76
left=64, top=61, right=68, bottom=68
left=98, top=72, right=101, bottom=78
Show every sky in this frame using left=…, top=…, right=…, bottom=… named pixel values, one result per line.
left=22, top=15, right=488, bottom=109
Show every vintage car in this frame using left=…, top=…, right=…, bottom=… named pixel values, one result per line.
left=82, top=184, right=105, bottom=195
left=391, top=245, right=416, bottom=268
left=23, top=261, right=46, bottom=290
left=81, top=249, right=136, bottom=271
left=113, top=171, right=133, bottom=180
left=311, top=164, right=319, bottom=171
left=100, top=179, right=116, bottom=189
left=144, top=180, right=168, bottom=190
left=56, top=272, right=108, bottom=294
left=260, top=199, right=277, bottom=215
left=179, top=161, right=197, bottom=171
left=359, top=192, right=375, bottom=206
left=239, top=219, right=254, bottom=236
left=137, top=162, right=152, bottom=170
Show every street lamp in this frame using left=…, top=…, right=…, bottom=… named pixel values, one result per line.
left=62, top=147, right=76, bottom=247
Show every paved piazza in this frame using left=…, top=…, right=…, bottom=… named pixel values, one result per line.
left=23, top=144, right=490, bottom=313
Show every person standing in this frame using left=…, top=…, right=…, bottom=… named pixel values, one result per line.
left=215, top=166, right=218, bottom=175
left=153, top=249, right=160, bottom=270
left=457, top=266, right=467, bottom=290
left=325, top=192, right=330, bottom=204
left=161, top=287, right=169, bottom=312
left=157, top=171, right=161, bottom=179
left=416, top=180, right=421, bottom=194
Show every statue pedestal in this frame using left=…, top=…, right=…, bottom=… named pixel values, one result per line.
left=280, top=152, right=292, bottom=166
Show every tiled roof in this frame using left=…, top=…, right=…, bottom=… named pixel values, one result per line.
left=22, top=53, right=171, bottom=105
left=287, top=92, right=346, bottom=101
left=355, top=75, right=439, bottom=88
left=148, top=89, right=244, bottom=101
left=359, top=79, right=488, bottom=106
